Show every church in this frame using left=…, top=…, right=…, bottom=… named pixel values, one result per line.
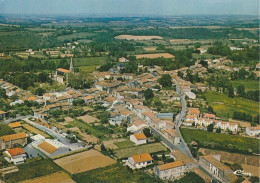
left=53, top=57, right=74, bottom=84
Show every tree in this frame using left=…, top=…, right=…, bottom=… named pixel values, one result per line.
left=228, top=86, right=234, bottom=98
left=207, top=123, right=214, bottom=132
left=216, top=128, right=221, bottom=133
left=237, top=85, right=245, bottom=96
left=73, top=99, right=85, bottom=106
left=144, top=89, right=154, bottom=100
left=234, top=177, right=245, bottom=183
left=162, top=153, right=166, bottom=161
left=231, top=163, right=243, bottom=171
left=34, top=88, right=46, bottom=96
left=101, top=144, right=106, bottom=151
left=143, top=128, right=152, bottom=137
left=0, top=124, right=14, bottom=136
left=158, top=74, right=172, bottom=88
left=249, top=176, right=260, bottom=183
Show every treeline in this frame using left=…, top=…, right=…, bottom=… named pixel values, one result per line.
left=139, top=48, right=194, bottom=71
left=178, top=70, right=204, bottom=84
left=0, top=58, right=69, bottom=72
left=207, top=42, right=231, bottom=56
left=128, top=28, right=232, bottom=39
left=230, top=68, right=256, bottom=80
left=208, top=42, right=259, bottom=65
left=236, top=85, right=259, bottom=102
left=227, top=46, right=259, bottom=64
left=1, top=72, right=51, bottom=90
left=0, top=31, right=42, bottom=51
left=233, top=111, right=259, bottom=125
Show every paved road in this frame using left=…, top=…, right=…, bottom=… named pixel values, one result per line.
left=174, top=80, right=193, bottom=158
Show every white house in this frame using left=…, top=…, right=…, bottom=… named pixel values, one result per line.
left=215, top=121, right=238, bottom=132
left=246, top=126, right=260, bottom=137
left=155, top=161, right=186, bottom=180
left=128, top=153, right=153, bottom=169
left=4, top=147, right=27, bottom=165
left=130, top=133, right=147, bottom=145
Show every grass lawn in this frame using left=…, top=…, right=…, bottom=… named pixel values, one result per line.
left=114, top=139, right=135, bottom=149
left=72, top=163, right=163, bottom=183
left=74, top=57, right=106, bottom=67
left=114, top=142, right=168, bottom=159
left=5, top=158, right=62, bottom=183
left=231, top=80, right=259, bottom=91
left=203, top=91, right=259, bottom=118
left=181, top=128, right=259, bottom=154
left=73, top=57, right=106, bottom=72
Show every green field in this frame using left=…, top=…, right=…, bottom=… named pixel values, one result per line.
left=114, top=139, right=135, bottom=149
left=231, top=80, right=259, bottom=91
left=73, top=57, right=106, bottom=72
left=72, top=163, right=163, bottom=183
left=114, top=142, right=168, bottom=159
left=203, top=91, right=259, bottom=118
left=5, top=158, right=61, bottom=183
left=181, top=128, right=259, bottom=154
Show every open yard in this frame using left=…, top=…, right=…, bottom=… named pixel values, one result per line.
left=135, top=53, right=175, bottom=59
left=114, top=139, right=135, bottom=149
left=20, top=171, right=75, bottom=183
left=203, top=91, right=259, bottom=118
left=72, top=163, right=163, bottom=183
left=115, top=35, right=163, bottom=40
left=5, top=158, right=61, bottom=183
left=181, top=128, right=259, bottom=154
left=22, top=123, right=51, bottom=138
left=54, top=150, right=116, bottom=174
left=77, top=114, right=99, bottom=124
left=114, top=142, right=168, bottom=159
left=69, top=120, right=112, bottom=140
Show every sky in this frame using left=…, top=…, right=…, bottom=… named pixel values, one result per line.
left=0, top=0, right=259, bottom=16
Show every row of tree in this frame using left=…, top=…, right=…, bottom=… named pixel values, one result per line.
left=236, top=85, right=259, bottom=101
left=233, top=111, right=259, bottom=125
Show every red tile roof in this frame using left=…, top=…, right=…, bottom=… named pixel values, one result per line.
left=7, top=147, right=25, bottom=156
left=132, top=153, right=153, bottom=163
left=134, top=133, right=147, bottom=140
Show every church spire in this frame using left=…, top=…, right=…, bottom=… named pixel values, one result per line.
left=70, top=57, right=74, bottom=73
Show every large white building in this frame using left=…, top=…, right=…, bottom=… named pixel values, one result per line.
left=32, top=139, right=70, bottom=158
